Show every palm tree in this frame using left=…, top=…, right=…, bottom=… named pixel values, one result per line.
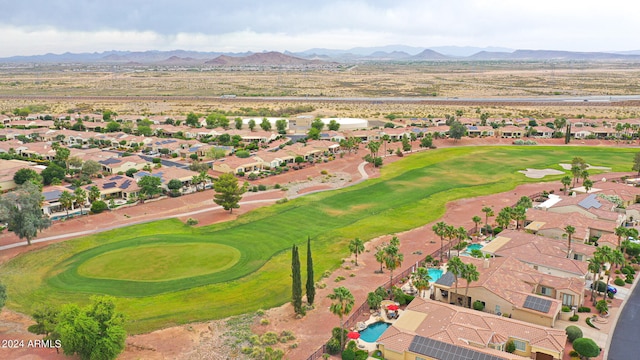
left=587, top=257, right=602, bottom=302
left=615, top=226, right=628, bottom=249
left=472, top=216, right=482, bottom=235
left=564, top=225, right=576, bottom=258
left=88, top=185, right=101, bottom=204
left=375, top=245, right=386, bottom=273
left=74, top=187, right=87, bottom=215
left=384, top=245, right=404, bottom=290
left=481, top=206, right=494, bottom=228
left=412, top=267, right=432, bottom=298
left=381, top=135, right=390, bottom=157
left=584, top=179, right=594, bottom=193
left=328, top=286, right=355, bottom=351
left=496, top=207, right=512, bottom=230
left=594, top=246, right=613, bottom=301
left=571, top=165, right=582, bottom=187
left=561, top=175, right=572, bottom=195
left=445, top=224, right=456, bottom=259
left=462, top=263, right=480, bottom=308
left=512, top=205, right=526, bottom=230
left=59, top=190, right=74, bottom=218
left=605, top=249, right=625, bottom=289
left=432, top=221, right=448, bottom=262
left=456, top=227, right=467, bottom=256
left=348, top=238, right=365, bottom=266
left=447, top=256, right=465, bottom=305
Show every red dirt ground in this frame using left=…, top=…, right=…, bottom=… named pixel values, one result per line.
left=0, top=139, right=635, bottom=360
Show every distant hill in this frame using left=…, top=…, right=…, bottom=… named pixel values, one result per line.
left=468, top=49, right=640, bottom=61
left=205, top=52, right=323, bottom=66
left=2, top=46, right=640, bottom=64
left=410, top=49, right=450, bottom=60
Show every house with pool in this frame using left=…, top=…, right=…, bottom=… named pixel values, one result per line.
left=377, top=297, right=566, bottom=360
left=481, top=230, right=592, bottom=279
left=432, top=256, right=584, bottom=328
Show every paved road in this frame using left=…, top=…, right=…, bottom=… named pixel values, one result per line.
left=607, top=278, right=640, bottom=359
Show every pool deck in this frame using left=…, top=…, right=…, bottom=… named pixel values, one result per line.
left=354, top=309, right=405, bottom=352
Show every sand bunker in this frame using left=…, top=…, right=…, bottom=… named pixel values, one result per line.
left=519, top=168, right=566, bottom=178
left=559, top=163, right=611, bottom=171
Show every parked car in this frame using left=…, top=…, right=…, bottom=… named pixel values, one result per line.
left=590, top=282, right=617, bottom=294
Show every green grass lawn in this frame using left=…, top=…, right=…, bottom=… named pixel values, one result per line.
left=77, top=242, right=241, bottom=281
left=0, top=146, right=635, bottom=333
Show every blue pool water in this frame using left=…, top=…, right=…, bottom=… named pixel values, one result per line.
left=428, top=268, right=443, bottom=282
left=462, top=243, right=484, bottom=256
left=360, top=321, right=391, bottom=343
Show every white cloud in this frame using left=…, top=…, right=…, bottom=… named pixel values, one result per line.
left=1, top=1, right=639, bottom=57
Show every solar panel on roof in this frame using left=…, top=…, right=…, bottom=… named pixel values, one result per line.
left=110, top=175, right=123, bottom=180
left=120, top=180, right=132, bottom=189
left=578, top=194, right=602, bottom=210
left=408, top=336, right=507, bottom=360
left=99, top=158, right=120, bottom=165
left=103, top=182, right=116, bottom=189
left=523, top=295, right=552, bottom=313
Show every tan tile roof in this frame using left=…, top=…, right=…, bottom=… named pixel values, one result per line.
left=490, top=230, right=592, bottom=276
left=379, top=298, right=566, bottom=357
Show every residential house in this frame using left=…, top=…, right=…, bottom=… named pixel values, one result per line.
left=432, top=256, right=579, bottom=327
left=0, top=159, right=42, bottom=192
left=499, top=126, right=524, bottom=138
left=544, top=193, right=624, bottom=224
left=533, top=126, right=555, bottom=138
left=134, top=167, right=209, bottom=194
left=99, top=155, right=149, bottom=174
left=524, top=208, right=615, bottom=242
left=212, top=155, right=264, bottom=174
left=481, top=230, right=592, bottom=278
left=85, top=175, right=140, bottom=202
left=377, top=297, right=566, bottom=360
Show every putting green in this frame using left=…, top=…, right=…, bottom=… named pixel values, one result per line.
left=77, top=243, right=240, bottom=281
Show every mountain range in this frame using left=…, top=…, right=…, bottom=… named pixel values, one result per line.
left=2, top=46, right=640, bottom=64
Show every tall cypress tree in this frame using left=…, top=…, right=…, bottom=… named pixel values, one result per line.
left=291, top=244, right=302, bottom=314
left=306, top=236, right=315, bottom=305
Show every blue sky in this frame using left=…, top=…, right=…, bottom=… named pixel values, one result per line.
left=0, top=0, right=637, bottom=56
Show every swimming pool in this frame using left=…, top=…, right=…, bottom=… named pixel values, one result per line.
left=360, top=321, right=391, bottom=343
left=428, top=268, right=443, bottom=282
left=462, top=243, right=484, bottom=256
left=466, top=243, right=484, bottom=252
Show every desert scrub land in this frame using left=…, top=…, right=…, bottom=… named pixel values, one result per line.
left=0, top=146, right=635, bottom=333
left=2, top=61, right=640, bottom=98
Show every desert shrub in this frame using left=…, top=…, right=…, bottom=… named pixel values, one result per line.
left=247, top=173, right=258, bottom=180
left=562, top=305, right=571, bottom=312
left=566, top=326, right=583, bottom=342
left=260, top=318, right=270, bottom=325
left=596, top=299, right=608, bottom=314
left=334, top=276, right=345, bottom=282
left=473, top=300, right=484, bottom=311
left=621, top=267, right=630, bottom=275
left=614, top=277, right=625, bottom=286
left=90, top=200, right=108, bottom=214
left=569, top=315, right=579, bottom=321
left=569, top=350, right=579, bottom=357
left=276, top=198, right=289, bottom=204
left=258, top=184, right=267, bottom=191
left=577, top=307, right=591, bottom=313
left=354, top=350, right=368, bottom=360
left=260, top=332, right=279, bottom=345
left=321, top=170, right=328, bottom=175
left=573, top=338, right=600, bottom=359
left=186, top=218, right=198, bottom=226
left=342, top=348, right=355, bottom=360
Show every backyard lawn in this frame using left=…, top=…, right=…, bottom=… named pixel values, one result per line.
left=0, top=146, right=635, bottom=333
